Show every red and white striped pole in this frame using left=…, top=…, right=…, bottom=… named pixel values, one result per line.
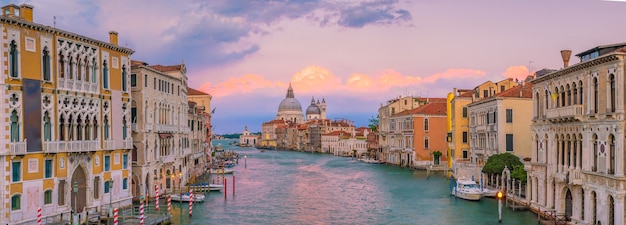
left=155, top=185, right=160, bottom=211
left=167, top=195, right=171, bottom=215
left=113, top=208, right=118, bottom=225
left=139, top=202, right=145, bottom=225
left=224, top=178, right=227, bottom=199
left=188, top=190, right=193, bottom=217
left=37, top=207, right=42, bottom=225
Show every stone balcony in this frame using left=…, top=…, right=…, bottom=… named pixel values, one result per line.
left=545, top=105, right=584, bottom=122
left=9, top=141, right=27, bottom=155
left=131, top=123, right=138, bottom=132
left=103, top=140, right=115, bottom=150
left=160, top=155, right=176, bottom=163
left=46, top=140, right=99, bottom=153
left=122, top=139, right=133, bottom=149
left=568, top=168, right=583, bottom=185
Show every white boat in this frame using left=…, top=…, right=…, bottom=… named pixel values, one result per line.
left=481, top=187, right=499, bottom=198
left=361, top=158, right=384, bottom=164
left=451, top=178, right=483, bottom=201
left=209, top=168, right=234, bottom=174
left=190, top=183, right=224, bottom=191
left=170, top=193, right=206, bottom=202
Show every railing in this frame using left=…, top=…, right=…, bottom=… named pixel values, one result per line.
left=568, top=168, right=582, bottom=185
left=160, top=155, right=176, bottom=163
left=545, top=105, right=584, bottom=120
left=145, top=123, right=152, bottom=132
left=43, top=141, right=58, bottom=153
left=103, top=140, right=115, bottom=150
left=10, top=141, right=27, bottom=155
left=122, top=139, right=133, bottom=149
left=131, top=123, right=138, bottom=132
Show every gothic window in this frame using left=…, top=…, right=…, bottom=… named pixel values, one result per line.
left=122, top=116, right=127, bottom=140
left=68, top=56, right=74, bottom=79
left=77, top=55, right=82, bottom=81
left=578, top=81, right=583, bottom=105
left=609, top=134, right=615, bottom=174
left=103, top=60, right=109, bottom=89
left=572, top=83, right=578, bottom=104
left=68, top=114, right=74, bottom=141
left=84, top=58, right=90, bottom=82
left=76, top=117, right=83, bottom=141
left=9, top=40, right=18, bottom=78
left=58, top=52, right=65, bottom=78
left=122, top=65, right=127, bottom=92
left=43, top=111, right=51, bottom=141
left=545, top=90, right=549, bottom=109
left=93, top=117, right=98, bottom=140
left=10, top=110, right=20, bottom=142
left=592, top=134, right=598, bottom=172
left=560, top=86, right=565, bottom=107
left=84, top=117, right=91, bottom=141
left=92, top=58, right=97, bottom=83
left=59, top=115, right=65, bottom=141
left=610, top=74, right=616, bottom=113
left=42, top=47, right=51, bottom=81
left=593, top=77, right=598, bottom=113
left=104, top=116, right=110, bottom=140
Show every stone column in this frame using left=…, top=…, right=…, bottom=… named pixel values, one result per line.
left=616, top=194, right=625, bottom=225
left=617, top=130, right=624, bottom=176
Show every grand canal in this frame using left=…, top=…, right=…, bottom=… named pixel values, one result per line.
left=165, top=140, right=537, bottom=224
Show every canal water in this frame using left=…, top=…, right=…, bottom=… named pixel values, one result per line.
left=167, top=139, right=537, bottom=225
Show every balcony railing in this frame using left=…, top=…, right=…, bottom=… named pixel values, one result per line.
left=568, top=168, right=582, bottom=185
left=545, top=105, right=584, bottom=121
left=145, top=123, right=153, bottom=132
left=10, top=141, right=27, bottom=155
left=44, top=140, right=99, bottom=153
left=131, top=123, right=138, bottom=132
left=103, top=140, right=115, bottom=150
left=122, top=139, right=133, bottom=149
left=160, top=155, right=176, bottom=163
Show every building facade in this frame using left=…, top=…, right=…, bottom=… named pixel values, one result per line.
left=130, top=60, right=190, bottom=198
left=0, top=4, right=134, bottom=223
left=529, top=45, right=626, bottom=225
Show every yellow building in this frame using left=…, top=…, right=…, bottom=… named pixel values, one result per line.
left=0, top=4, right=134, bottom=224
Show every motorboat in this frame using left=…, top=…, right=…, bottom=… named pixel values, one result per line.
left=481, top=187, right=499, bottom=198
left=209, top=168, right=234, bottom=174
left=190, top=183, right=224, bottom=191
left=451, top=178, right=483, bottom=201
left=170, top=193, right=206, bottom=202
left=361, top=158, right=384, bottom=164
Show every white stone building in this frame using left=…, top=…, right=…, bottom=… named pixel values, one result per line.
left=529, top=44, right=626, bottom=225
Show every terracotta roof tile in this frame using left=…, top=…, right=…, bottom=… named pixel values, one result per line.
left=394, top=101, right=447, bottom=116
left=492, top=83, right=533, bottom=98
left=188, top=87, right=209, bottom=96
left=149, top=64, right=183, bottom=72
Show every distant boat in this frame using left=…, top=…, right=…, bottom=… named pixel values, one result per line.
left=190, top=183, right=224, bottom=192
left=209, top=168, right=234, bottom=174
left=481, top=187, right=499, bottom=198
left=451, top=178, right=483, bottom=201
left=170, top=193, right=205, bottom=202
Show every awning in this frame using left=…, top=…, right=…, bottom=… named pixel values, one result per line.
left=159, top=133, right=173, bottom=139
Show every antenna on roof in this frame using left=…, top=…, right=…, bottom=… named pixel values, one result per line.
left=53, top=16, right=56, bottom=28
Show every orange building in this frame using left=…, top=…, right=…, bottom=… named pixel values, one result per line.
left=410, top=100, right=448, bottom=166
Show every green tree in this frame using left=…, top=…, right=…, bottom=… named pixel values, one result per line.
left=481, top=153, right=527, bottom=183
left=368, top=115, right=379, bottom=132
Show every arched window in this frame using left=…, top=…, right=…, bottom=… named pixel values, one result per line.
left=44, top=190, right=53, bottom=204
left=59, top=115, right=65, bottom=141
left=560, top=86, right=565, bottom=107
left=9, top=40, right=18, bottom=78
left=593, top=77, right=599, bottom=113
left=609, top=134, right=615, bottom=174
left=545, top=90, right=549, bottom=109
left=566, top=84, right=571, bottom=106
left=76, top=117, right=82, bottom=141
left=592, top=134, right=598, bottom=172
left=68, top=56, right=74, bottom=79
left=581, top=189, right=585, bottom=221
left=104, top=116, right=110, bottom=140
left=122, top=116, right=127, bottom=140
left=10, top=110, right=19, bottom=142
left=103, top=60, right=109, bottom=89
left=123, top=178, right=128, bottom=190
left=122, top=65, right=127, bottom=92
left=578, top=81, right=583, bottom=104
left=92, top=58, right=97, bottom=83
left=572, top=83, right=578, bottom=104
left=42, top=47, right=51, bottom=81
left=424, top=118, right=429, bottom=131
left=11, top=194, right=20, bottom=210
left=424, top=137, right=429, bottom=149
left=93, top=116, right=98, bottom=140
left=84, top=58, right=90, bottom=82
left=592, top=191, right=597, bottom=224
left=610, top=74, right=616, bottom=113
left=58, top=52, right=65, bottom=79
left=609, top=195, right=615, bottom=225
left=43, top=111, right=51, bottom=141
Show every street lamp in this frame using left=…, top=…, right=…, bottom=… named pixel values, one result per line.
left=244, top=155, right=247, bottom=169
left=497, top=191, right=503, bottom=223
left=72, top=181, right=78, bottom=225
left=178, top=172, right=183, bottom=225
left=108, top=179, right=114, bottom=225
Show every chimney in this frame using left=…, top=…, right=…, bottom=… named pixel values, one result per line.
left=560, top=50, right=572, bottom=68
left=19, top=4, right=33, bottom=22
left=109, top=31, right=119, bottom=45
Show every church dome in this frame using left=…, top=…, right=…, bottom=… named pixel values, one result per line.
left=306, top=97, right=321, bottom=115
left=277, top=83, right=302, bottom=112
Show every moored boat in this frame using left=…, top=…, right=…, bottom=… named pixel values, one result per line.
left=451, top=178, right=483, bottom=201
left=190, top=183, right=225, bottom=191
left=170, top=193, right=206, bottom=202
left=209, top=168, right=234, bottom=174
left=481, top=187, right=499, bottom=198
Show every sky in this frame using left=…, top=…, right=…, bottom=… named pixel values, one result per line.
left=10, top=0, right=626, bottom=134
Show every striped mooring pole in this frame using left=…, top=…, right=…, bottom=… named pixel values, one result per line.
left=113, top=208, right=118, bottom=225
left=167, top=195, right=172, bottom=215
left=140, top=202, right=145, bottom=225
left=189, top=190, right=193, bottom=217
left=37, top=207, right=42, bottom=225
left=155, top=185, right=160, bottom=211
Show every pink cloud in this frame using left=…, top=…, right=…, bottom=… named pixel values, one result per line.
left=290, top=65, right=343, bottom=94
left=502, top=65, right=530, bottom=81
left=200, top=74, right=281, bottom=97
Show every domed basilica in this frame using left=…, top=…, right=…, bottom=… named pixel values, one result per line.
left=276, top=83, right=326, bottom=123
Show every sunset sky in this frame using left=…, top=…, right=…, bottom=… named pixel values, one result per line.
left=14, top=0, right=626, bottom=134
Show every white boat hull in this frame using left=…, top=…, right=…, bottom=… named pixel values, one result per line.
left=453, top=190, right=483, bottom=201
left=452, top=178, right=483, bottom=201
left=209, top=168, right=234, bottom=174
left=170, top=194, right=206, bottom=202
